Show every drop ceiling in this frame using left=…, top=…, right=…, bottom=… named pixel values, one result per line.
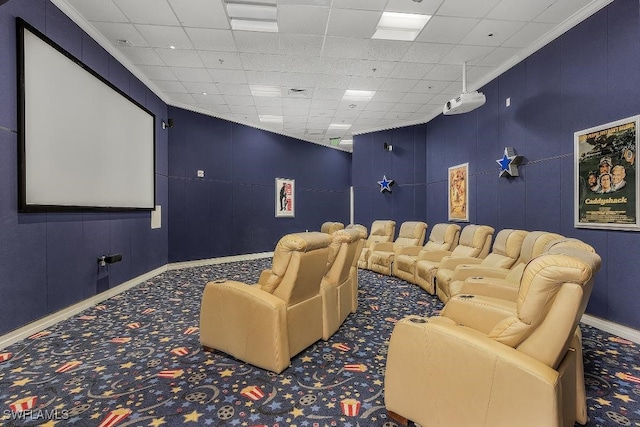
left=54, top=0, right=613, bottom=152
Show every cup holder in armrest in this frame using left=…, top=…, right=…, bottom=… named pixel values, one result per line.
left=459, top=294, right=475, bottom=299
left=470, top=277, right=483, bottom=280
left=409, top=317, right=427, bottom=323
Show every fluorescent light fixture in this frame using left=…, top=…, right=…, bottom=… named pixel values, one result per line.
left=328, top=123, right=351, bottom=130
left=259, top=115, right=283, bottom=123
left=227, top=3, right=277, bottom=20
left=340, top=139, right=353, bottom=145
left=250, top=85, right=281, bottom=97
left=373, top=12, right=431, bottom=41
left=343, top=90, right=375, bottom=102
left=230, top=19, right=278, bottom=32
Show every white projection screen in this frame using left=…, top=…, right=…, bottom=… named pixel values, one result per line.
left=17, top=19, right=155, bottom=212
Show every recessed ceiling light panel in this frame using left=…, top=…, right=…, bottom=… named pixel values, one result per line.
left=373, top=12, right=431, bottom=41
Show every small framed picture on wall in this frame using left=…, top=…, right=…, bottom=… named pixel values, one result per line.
left=448, top=163, right=469, bottom=222
left=575, top=115, right=639, bottom=231
left=275, top=178, right=295, bottom=218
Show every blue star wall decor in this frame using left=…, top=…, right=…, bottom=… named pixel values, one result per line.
left=377, top=175, right=394, bottom=193
left=496, top=147, right=523, bottom=178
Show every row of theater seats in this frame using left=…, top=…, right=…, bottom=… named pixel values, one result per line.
left=355, top=219, right=602, bottom=426
left=198, top=224, right=367, bottom=373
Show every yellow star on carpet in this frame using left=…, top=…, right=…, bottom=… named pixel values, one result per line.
left=614, top=393, right=635, bottom=403
left=39, top=421, right=57, bottom=427
left=220, top=369, right=234, bottom=377
left=11, top=367, right=25, bottom=373
left=149, top=417, right=166, bottom=426
left=171, top=387, right=182, bottom=393
left=290, top=407, right=304, bottom=418
left=94, top=366, right=106, bottom=373
left=70, top=386, right=83, bottom=393
left=284, top=393, right=293, bottom=399
left=204, top=359, right=215, bottom=365
left=594, top=397, right=611, bottom=406
left=281, top=378, right=292, bottom=385
left=300, top=356, right=312, bottom=362
left=12, top=378, right=31, bottom=386
left=326, top=402, right=336, bottom=408
left=183, top=410, right=202, bottom=422
left=120, top=361, right=134, bottom=369
left=373, top=379, right=383, bottom=386
left=159, top=337, right=171, bottom=343
left=314, top=381, right=323, bottom=387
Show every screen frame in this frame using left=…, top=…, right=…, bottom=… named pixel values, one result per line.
left=16, top=17, right=156, bottom=213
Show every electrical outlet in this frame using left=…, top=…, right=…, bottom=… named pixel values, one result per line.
left=197, top=170, right=205, bottom=178
left=506, top=97, right=511, bottom=107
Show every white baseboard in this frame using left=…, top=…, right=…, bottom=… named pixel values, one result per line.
left=167, top=252, right=273, bottom=270
left=0, top=252, right=274, bottom=351
left=581, top=314, right=640, bottom=344
left=0, top=265, right=167, bottom=351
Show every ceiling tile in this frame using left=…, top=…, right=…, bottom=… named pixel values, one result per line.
left=352, top=60, right=397, bottom=78
left=326, top=8, right=380, bottom=38
left=392, top=103, right=422, bottom=113
left=371, top=91, right=406, bottom=102
left=256, top=106, right=284, bottom=116
left=399, top=92, right=436, bottom=104
left=254, top=97, right=283, bottom=107
left=67, top=0, right=128, bottom=22
left=379, top=78, right=419, bottom=93
left=136, top=65, right=176, bottom=81
left=185, top=28, right=236, bottom=51
left=280, top=73, right=316, bottom=88
left=198, top=51, right=243, bottom=69
left=332, top=0, right=387, bottom=11
left=283, top=98, right=312, bottom=108
left=436, top=0, right=502, bottom=18
left=278, top=34, right=324, bottom=56
left=223, top=95, right=255, bottom=106
left=415, top=16, right=479, bottom=44
left=363, top=40, right=412, bottom=61
left=181, top=81, right=220, bottom=94
left=385, top=0, right=444, bottom=14
left=209, top=69, right=248, bottom=84
left=155, top=48, right=204, bottom=67
left=170, top=67, right=212, bottom=82
left=424, top=64, right=462, bottom=81
left=503, top=22, right=557, bottom=48
left=315, top=74, right=352, bottom=89
left=412, top=80, right=451, bottom=93
left=401, top=42, right=453, bottom=63
left=239, top=53, right=282, bottom=72
left=392, top=62, right=434, bottom=79
left=168, top=93, right=196, bottom=103
left=348, top=76, right=385, bottom=91
left=475, top=46, right=521, bottom=66
left=438, top=45, right=495, bottom=65
left=118, top=46, right=164, bottom=65
left=153, top=80, right=187, bottom=93
left=168, top=0, right=229, bottom=29
left=458, top=19, right=526, bottom=47
left=229, top=105, right=258, bottom=115
left=486, top=0, right=555, bottom=21
left=234, top=32, right=279, bottom=54
left=136, top=25, right=192, bottom=49
left=113, top=0, right=180, bottom=25
left=245, top=71, right=282, bottom=86
left=317, top=58, right=360, bottom=76
left=321, top=37, right=369, bottom=59
left=279, top=55, right=321, bottom=73
left=534, top=0, right=593, bottom=24
left=92, top=22, right=148, bottom=47
left=312, top=88, right=345, bottom=101
left=278, top=5, right=330, bottom=35
left=192, top=93, right=224, bottom=103
left=200, top=104, right=231, bottom=115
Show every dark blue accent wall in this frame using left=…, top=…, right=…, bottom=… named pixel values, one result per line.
left=167, top=107, right=352, bottom=262
left=353, top=0, right=640, bottom=330
left=0, top=0, right=169, bottom=334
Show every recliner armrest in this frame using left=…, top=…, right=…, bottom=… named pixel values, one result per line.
left=439, top=256, right=482, bottom=270
left=450, top=276, right=519, bottom=301
left=417, top=250, right=451, bottom=262
left=258, top=269, right=273, bottom=287
left=441, top=294, right=515, bottom=335
left=396, top=245, right=423, bottom=256
left=370, top=241, right=394, bottom=252
left=450, top=265, right=510, bottom=281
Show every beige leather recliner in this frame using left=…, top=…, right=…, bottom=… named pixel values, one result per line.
left=415, top=224, right=494, bottom=294
left=393, top=223, right=461, bottom=284
left=199, top=231, right=331, bottom=373
left=357, top=220, right=396, bottom=269
left=435, top=228, right=528, bottom=303
left=321, top=221, right=344, bottom=234
left=385, top=247, right=602, bottom=427
left=368, top=221, right=428, bottom=275
left=320, top=228, right=362, bottom=340
left=345, top=224, right=368, bottom=313
left=448, top=231, right=563, bottom=301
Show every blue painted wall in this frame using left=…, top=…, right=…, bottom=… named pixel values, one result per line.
left=167, top=107, right=352, bottom=262
left=0, top=0, right=169, bottom=334
left=352, top=0, right=640, bottom=330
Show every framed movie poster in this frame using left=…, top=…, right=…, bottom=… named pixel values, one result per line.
left=275, top=178, right=295, bottom=218
left=448, top=163, right=469, bottom=222
left=575, top=115, right=639, bottom=231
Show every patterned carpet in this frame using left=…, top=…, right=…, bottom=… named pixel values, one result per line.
left=0, top=258, right=638, bottom=427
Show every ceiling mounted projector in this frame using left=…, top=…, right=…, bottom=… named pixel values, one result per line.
left=443, top=62, right=486, bottom=115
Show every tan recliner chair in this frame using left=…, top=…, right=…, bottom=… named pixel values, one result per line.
left=368, top=221, right=427, bottom=275
left=320, top=228, right=362, bottom=340
left=393, top=223, right=461, bottom=284
left=385, top=248, right=601, bottom=427
left=448, top=231, right=563, bottom=301
left=415, top=224, right=494, bottom=294
left=199, top=232, right=331, bottom=373
left=345, top=224, right=368, bottom=313
left=321, top=221, right=344, bottom=234
left=357, top=220, right=396, bottom=269
left=435, top=228, right=528, bottom=303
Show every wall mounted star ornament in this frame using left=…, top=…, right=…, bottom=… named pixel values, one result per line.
left=496, top=147, right=523, bottom=177
left=377, top=175, right=394, bottom=193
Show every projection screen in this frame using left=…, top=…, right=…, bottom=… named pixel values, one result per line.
left=17, top=18, right=155, bottom=212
